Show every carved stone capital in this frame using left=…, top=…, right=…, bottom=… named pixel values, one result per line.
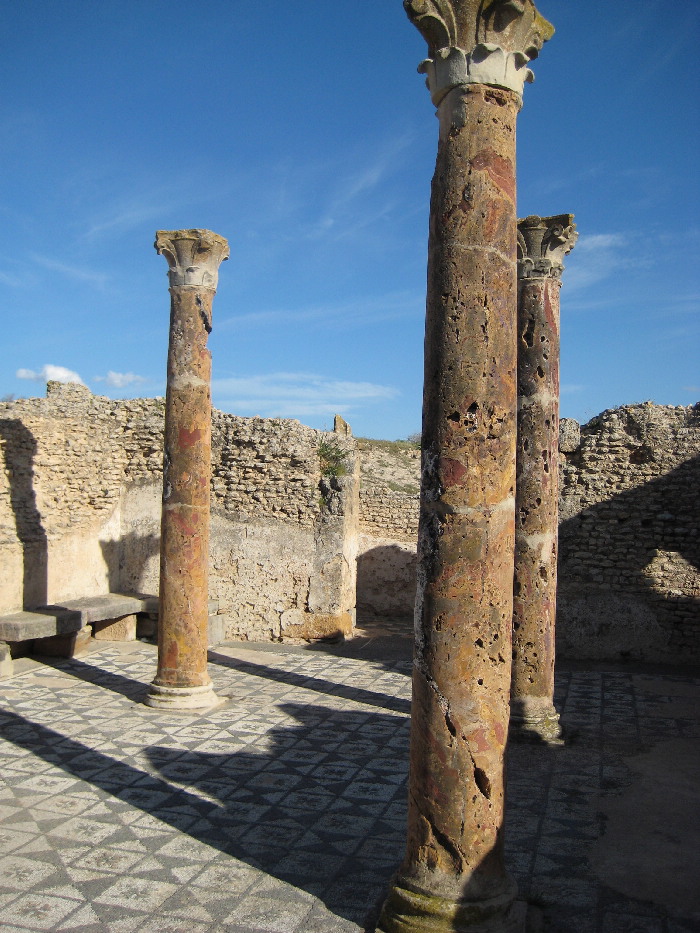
left=154, top=229, right=230, bottom=289
left=405, top=0, right=554, bottom=102
left=517, top=214, right=578, bottom=279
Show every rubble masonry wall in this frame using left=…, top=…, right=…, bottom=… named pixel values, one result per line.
left=0, top=382, right=358, bottom=641
left=356, top=402, right=700, bottom=664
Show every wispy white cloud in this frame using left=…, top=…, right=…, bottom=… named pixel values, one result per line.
left=564, top=232, right=640, bottom=294
left=212, top=372, right=398, bottom=419
left=305, top=133, right=411, bottom=240
left=277, top=130, right=415, bottom=244
left=82, top=202, right=171, bottom=241
left=218, top=290, right=422, bottom=331
left=17, top=364, right=85, bottom=385
left=0, top=269, right=22, bottom=287
left=682, top=385, right=699, bottom=393
left=29, top=253, right=107, bottom=287
left=561, top=384, right=586, bottom=395
left=95, top=371, right=147, bottom=388
left=77, top=175, right=218, bottom=242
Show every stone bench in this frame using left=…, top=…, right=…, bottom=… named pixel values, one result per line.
left=0, top=593, right=220, bottom=679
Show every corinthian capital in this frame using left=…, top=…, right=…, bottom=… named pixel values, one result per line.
left=155, top=229, right=230, bottom=289
left=517, top=214, right=578, bottom=279
left=405, top=0, right=554, bottom=102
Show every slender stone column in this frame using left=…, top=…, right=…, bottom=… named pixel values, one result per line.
left=378, top=3, right=553, bottom=932
left=510, top=215, right=577, bottom=743
left=146, top=229, right=229, bottom=711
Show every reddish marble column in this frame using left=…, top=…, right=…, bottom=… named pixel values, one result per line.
left=378, top=3, right=553, bottom=931
left=146, top=229, right=229, bottom=711
left=510, top=215, right=577, bottom=743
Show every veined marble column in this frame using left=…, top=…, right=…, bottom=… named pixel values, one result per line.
left=510, top=215, right=577, bottom=743
left=146, top=229, right=229, bottom=711
left=378, top=3, right=553, bottom=932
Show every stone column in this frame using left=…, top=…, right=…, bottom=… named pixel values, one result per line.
left=378, top=4, right=553, bottom=933
left=510, top=215, right=577, bottom=742
left=146, top=229, right=229, bottom=711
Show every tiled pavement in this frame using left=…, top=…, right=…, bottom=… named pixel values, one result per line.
left=0, top=634, right=698, bottom=932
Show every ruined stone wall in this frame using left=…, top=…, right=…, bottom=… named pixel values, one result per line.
left=357, top=491, right=418, bottom=621
left=356, top=442, right=419, bottom=621
left=355, top=403, right=700, bottom=665
left=0, top=382, right=358, bottom=641
left=558, top=403, right=700, bottom=663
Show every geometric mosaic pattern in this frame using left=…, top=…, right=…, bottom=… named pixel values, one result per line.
left=1, top=638, right=698, bottom=932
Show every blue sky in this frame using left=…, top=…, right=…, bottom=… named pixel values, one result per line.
left=2, top=1, right=698, bottom=438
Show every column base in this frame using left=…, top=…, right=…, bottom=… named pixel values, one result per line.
left=510, top=697, right=564, bottom=745
left=377, top=878, right=525, bottom=933
left=144, top=682, right=223, bottom=711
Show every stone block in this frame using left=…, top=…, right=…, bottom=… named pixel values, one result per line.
left=207, top=613, right=225, bottom=647
left=0, top=608, right=83, bottom=641
left=0, top=642, right=13, bottom=680
left=559, top=417, right=581, bottom=452
left=93, top=614, right=137, bottom=641
left=280, top=609, right=353, bottom=641
left=33, top=626, right=92, bottom=658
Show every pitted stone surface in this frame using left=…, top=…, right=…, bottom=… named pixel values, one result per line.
left=511, top=213, right=576, bottom=744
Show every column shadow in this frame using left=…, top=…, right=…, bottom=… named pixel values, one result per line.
left=0, top=419, right=48, bottom=608
left=208, top=649, right=411, bottom=715
left=32, top=654, right=149, bottom=701
left=0, top=701, right=410, bottom=929
left=99, top=532, right=160, bottom=594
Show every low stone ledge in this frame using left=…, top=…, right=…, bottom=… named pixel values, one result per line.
left=0, top=608, right=84, bottom=642
left=0, top=593, right=157, bottom=644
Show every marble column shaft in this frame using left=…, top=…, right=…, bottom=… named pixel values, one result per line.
left=379, top=3, right=553, bottom=932
left=511, top=215, right=577, bottom=742
left=146, top=229, right=229, bottom=711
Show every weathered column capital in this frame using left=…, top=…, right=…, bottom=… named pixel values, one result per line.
left=155, top=229, right=230, bottom=290
left=405, top=0, right=554, bottom=103
left=517, top=214, right=577, bottom=279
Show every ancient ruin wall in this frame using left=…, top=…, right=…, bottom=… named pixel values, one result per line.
left=558, top=403, right=699, bottom=663
left=356, top=403, right=700, bottom=664
left=356, top=442, right=419, bottom=621
left=0, top=382, right=358, bottom=641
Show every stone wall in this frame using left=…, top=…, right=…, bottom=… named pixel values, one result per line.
left=3, top=386, right=697, bottom=659
left=0, top=382, right=358, bottom=641
left=558, top=403, right=699, bottom=663
left=356, top=441, right=420, bottom=621
left=355, top=403, right=700, bottom=664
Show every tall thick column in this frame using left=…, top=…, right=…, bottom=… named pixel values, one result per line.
left=510, top=215, right=577, bottom=742
left=146, top=229, right=229, bottom=711
left=379, top=3, right=553, bottom=932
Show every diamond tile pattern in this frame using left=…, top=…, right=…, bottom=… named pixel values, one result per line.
left=0, top=639, right=698, bottom=931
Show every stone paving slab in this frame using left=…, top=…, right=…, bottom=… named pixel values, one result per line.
left=0, top=637, right=698, bottom=932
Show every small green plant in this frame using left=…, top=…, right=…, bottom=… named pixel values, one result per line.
left=318, top=438, right=348, bottom=478
left=356, top=437, right=420, bottom=455
left=385, top=480, right=420, bottom=495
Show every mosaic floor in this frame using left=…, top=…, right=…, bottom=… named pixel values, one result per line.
left=0, top=638, right=698, bottom=932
